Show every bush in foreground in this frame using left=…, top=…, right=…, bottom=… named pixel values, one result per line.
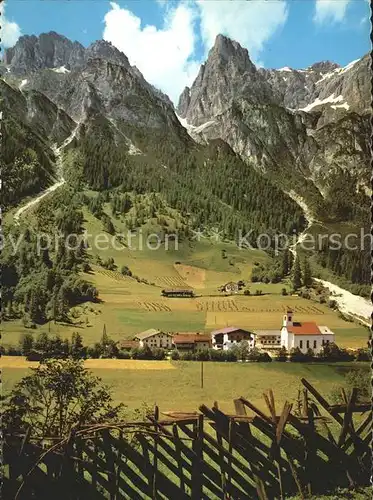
left=2, top=359, right=126, bottom=438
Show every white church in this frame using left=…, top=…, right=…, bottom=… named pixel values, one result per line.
left=280, top=308, right=335, bottom=355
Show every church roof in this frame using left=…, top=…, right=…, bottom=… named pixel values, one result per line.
left=287, top=322, right=321, bottom=335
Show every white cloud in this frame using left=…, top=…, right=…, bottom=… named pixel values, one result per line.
left=103, top=0, right=289, bottom=103
left=103, top=2, right=201, bottom=103
left=196, top=0, right=289, bottom=63
left=1, top=3, right=22, bottom=48
left=313, top=0, right=350, bottom=24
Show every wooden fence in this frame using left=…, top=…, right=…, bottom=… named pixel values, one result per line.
left=3, top=378, right=371, bottom=499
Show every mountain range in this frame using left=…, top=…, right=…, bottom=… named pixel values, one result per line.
left=2, top=31, right=370, bottom=288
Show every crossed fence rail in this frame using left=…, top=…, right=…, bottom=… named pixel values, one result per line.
left=3, top=378, right=371, bottom=499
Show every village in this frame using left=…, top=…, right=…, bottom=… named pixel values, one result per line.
left=121, top=308, right=336, bottom=357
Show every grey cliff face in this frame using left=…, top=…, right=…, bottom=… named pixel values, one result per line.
left=4, top=32, right=182, bottom=141
left=4, top=32, right=85, bottom=75
left=177, top=35, right=370, bottom=213
left=177, top=87, right=191, bottom=117
left=179, top=34, right=274, bottom=126
left=1, top=78, right=76, bottom=144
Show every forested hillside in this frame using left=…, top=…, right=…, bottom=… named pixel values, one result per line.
left=64, top=121, right=306, bottom=245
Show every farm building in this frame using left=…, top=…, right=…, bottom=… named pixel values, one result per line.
left=173, top=333, right=211, bottom=352
left=211, top=326, right=255, bottom=351
left=134, top=329, right=173, bottom=349
left=254, top=331, right=281, bottom=350
left=161, top=289, right=195, bottom=298
left=281, top=308, right=335, bottom=354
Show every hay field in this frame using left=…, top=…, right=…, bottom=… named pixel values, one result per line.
left=3, top=357, right=369, bottom=413
left=2, top=229, right=368, bottom=349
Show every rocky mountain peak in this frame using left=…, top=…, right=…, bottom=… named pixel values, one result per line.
left=209, top=34, right=255, bottom=73
left=177, top=34, right=271, bottom=124
left=4, top=31, right=85, bottom=75
left=86, top=40, right=130, bottom=68
left=308, top=60, right=340, bottom=73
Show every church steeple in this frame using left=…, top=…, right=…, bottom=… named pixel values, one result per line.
left=283, top=308, right=293, bottom=327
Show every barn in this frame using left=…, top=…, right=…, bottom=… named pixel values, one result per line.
left=161, top=289, right=195, bottom=298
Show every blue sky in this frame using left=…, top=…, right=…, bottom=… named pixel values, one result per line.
left=3, top=0, right=370, bottom=102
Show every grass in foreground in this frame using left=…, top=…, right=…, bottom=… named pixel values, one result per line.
left=3, top=357, right=368, bottom=413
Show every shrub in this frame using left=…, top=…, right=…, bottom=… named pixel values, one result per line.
left=170, top=349, right=180, bottom=360
left=19, top=333, right=34, bottom=356
left=275, top=346, right=287, bottom=362
left=6, top=346, right=22, bottom=356
left=318, top=343, right=354, bottom=362
left=180, top=351, right=195, bottom=361
left=247, top=347, right=272, bottom=362
left=102, top=214, right=115, bottom=235
left=328, top=299, right=337, bottom=309
left=195, top=349, right=210, bottom=361
left=304, top=348, right=315, bottom=361
left=354, top=348, right=371, bottom=361
left=102, top=258, right=116, bottom=271
left=209, top=349, right=225, bottom=361
left=243, top=289, right=251, bottom=296
left=117, top=350, right=131, bottom=359
left=82, top=262, right=91, bottom=273
left=121, top=265, right=133, bottom=277
left=151, top=348, right=166, bottom=360
left=289, top=347, right=307, bottom=362
left=26, top=350, right=44, bottom=362
left=131, top=345, right=153, bottom=360
left=281, top=288, right=288, bottom=296
left=224, top=350, right=238, bottom=362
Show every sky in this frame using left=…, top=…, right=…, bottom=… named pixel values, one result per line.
left=2, top=0, right=371, bottom=103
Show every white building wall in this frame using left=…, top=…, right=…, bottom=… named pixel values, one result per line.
left=281, top=327, right=292, bottom=350
left=292, top=335, right=323, bottom=354
left=223, top=334, right=255, bottom=351
left=140, top=334, right=173, bottom=349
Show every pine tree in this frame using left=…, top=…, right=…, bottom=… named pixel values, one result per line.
left=303, top=258, right=313, bottom=288
left=292, top=255, right=302, bottom=290
left=19, top=333, right=34, bottom=356
left=71, top=332, right=85, bottom=359
left=101, top=324, right=109, bottom=346
left=281, top=249, right=290, bottom=276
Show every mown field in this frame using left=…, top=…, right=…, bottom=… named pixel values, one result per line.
left=2, top=356, right=368, bottom=413
left=2, top=206, right=369, bottom=350
left=3, top=270, right=368, bottom=348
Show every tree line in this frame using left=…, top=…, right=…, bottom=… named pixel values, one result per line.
left=6, top=330, right=370, bottom=365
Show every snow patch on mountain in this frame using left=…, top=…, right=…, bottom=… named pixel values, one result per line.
left=176, top=114, right=215, bottom=137
left=331, top=102, right=350, bottom=110
left=315, top=58, right=360, bottom=85
left=52, top=66, right=70, bottom=74
left=299, top=93, right=346, bottom=112
left=19, top=79, right=28, bottom=90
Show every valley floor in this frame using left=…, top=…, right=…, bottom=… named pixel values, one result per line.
left=2, top=356, right=368, bottom=413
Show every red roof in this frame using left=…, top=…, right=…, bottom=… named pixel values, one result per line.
left=119, top=340, right=139, bottom=349
left=173, top=334, right=211, bottom=344
left=287, top=322, right=320, bottom=335
left=211, top=326, right=250, bottom=335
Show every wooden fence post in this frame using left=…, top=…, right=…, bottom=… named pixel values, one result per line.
left=192, top=415, right=203, bottom=500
